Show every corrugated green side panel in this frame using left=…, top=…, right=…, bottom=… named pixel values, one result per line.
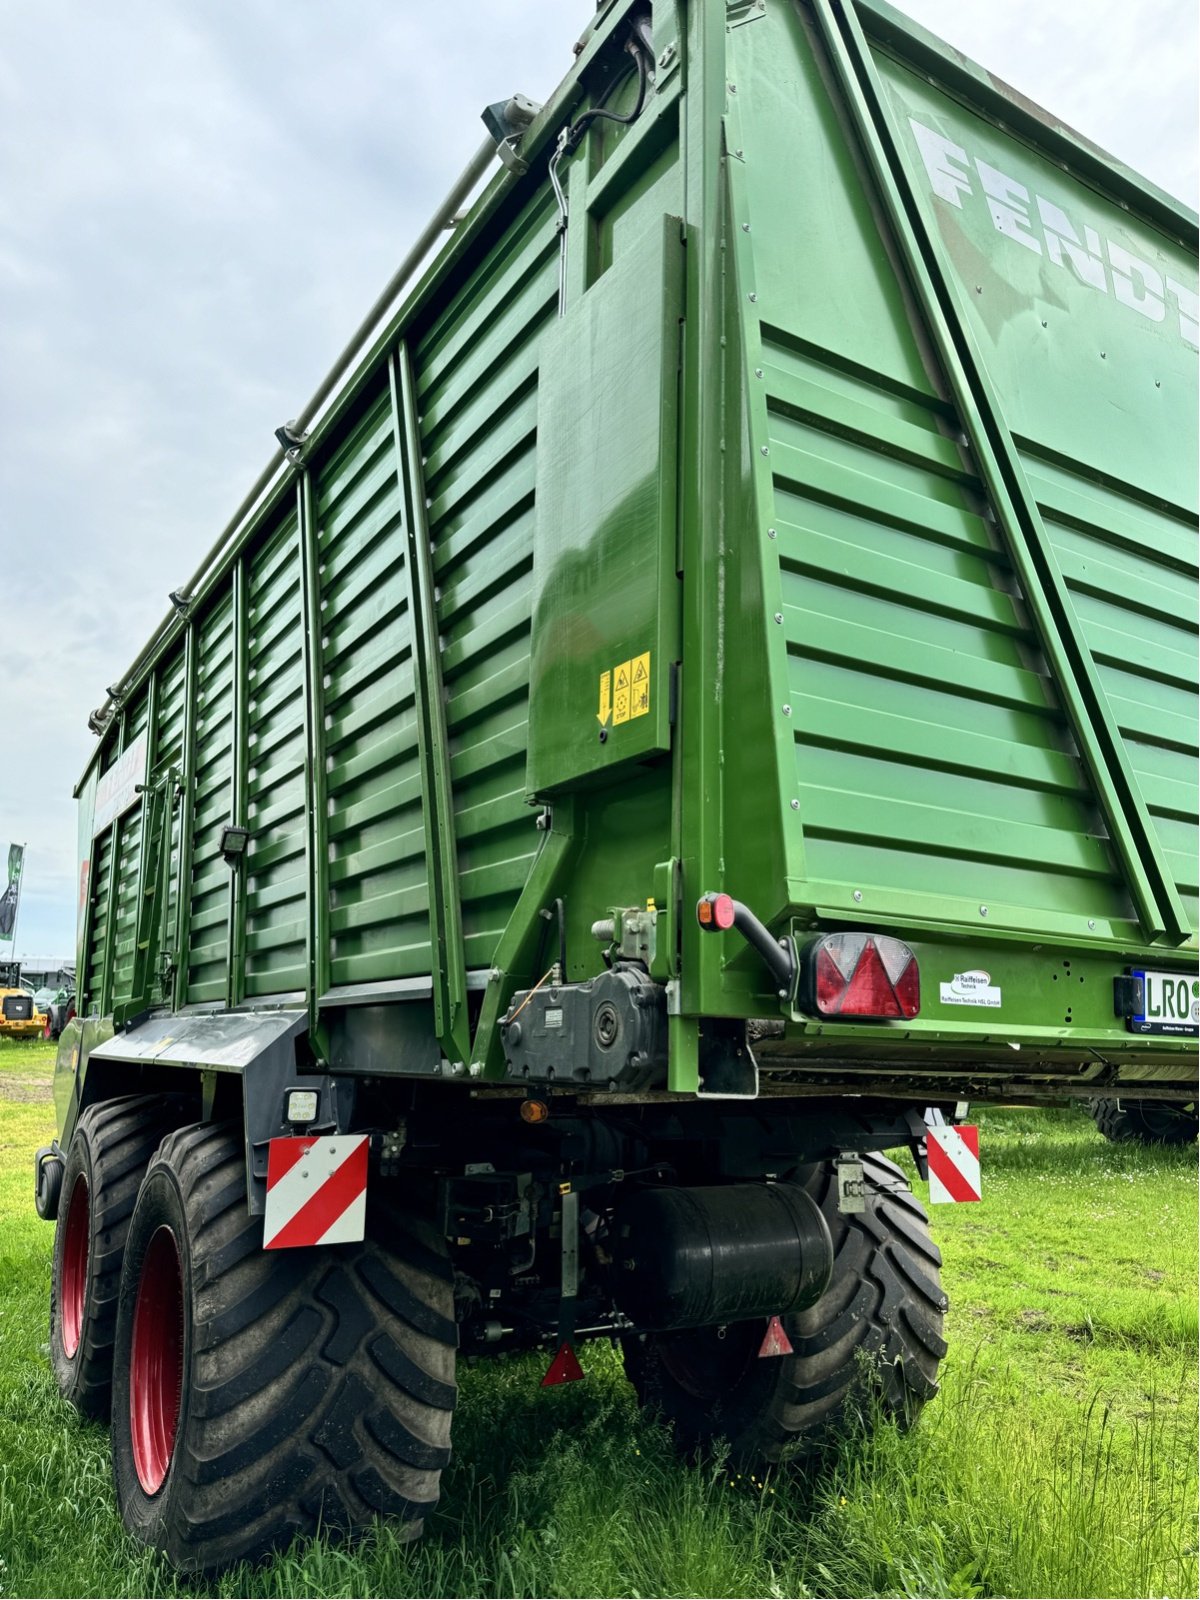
left=726, top=7, right=1137, bottom=941
left=868, top=52, right=1199, bottom=934
left=765, top=345, right=1134, bottom=926
left=187, top=596, right=234, bottom=1002
left=1032, top=463, right=1200, bottom=931
left=318, top=387, right=431, bottom=986
left=110, top=694, right=151, bottom=1005
left=415, top=187, right=559, bottom=969
left=154, top=648, right=188, bottom=978
left=244, top=511, right=307, bottom=996
left=84, top=827, right=113, bottom=1008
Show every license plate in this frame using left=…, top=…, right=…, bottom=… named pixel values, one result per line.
left=1128, top=969, right=1199, bottom=1037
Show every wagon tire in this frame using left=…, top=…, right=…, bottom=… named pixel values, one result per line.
left=110, top=1122, right=457, bottom=1575
left=50, top=1095, right=191, bottom=1419
left=1088, top=1097, right=1198, bottom=1146
left=622, top=1152, right=947, bottom=1466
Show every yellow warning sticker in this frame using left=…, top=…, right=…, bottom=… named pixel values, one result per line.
left=597, top=652, right=651, bottom=730
left=613, top=660, right=632, bottom=726
left=630, top=652, right=650, bottom=719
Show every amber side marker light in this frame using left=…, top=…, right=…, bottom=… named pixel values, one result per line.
left=520, top=1099, right=550, bottom=1124
left=801, top=931, right=920, bottom=1021
left=696, top=892, right=736, bottom=930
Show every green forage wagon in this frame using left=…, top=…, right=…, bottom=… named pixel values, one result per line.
left=35, top=0, right=1198, bottom=1573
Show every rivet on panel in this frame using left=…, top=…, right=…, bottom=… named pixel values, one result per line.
left=975, top=285, right=982, bottom=293
left=760, top=445, right=769, bottom=456
left=767, top=527, right=777, bottom=539
left=773, top=612, right=783, bottom=624
left=1100, top=351, right=1106, bottom=359
left=742, top=222, right=751, bottom=232
left=979, top=905, right=988, bottom=917
left=782, top=704, right=792, bottom=716
left=754, top=367, right=763, bottom=378
left=790, top=799, right=799, bottom=811
left=1088, top=919, right=1096, bottom=929
left=853, top=890, right=863, bottom=903
left=748, top=291, right=757, bottom=302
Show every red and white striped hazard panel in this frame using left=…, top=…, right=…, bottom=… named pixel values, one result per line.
left=926, top=1124, right=981, bottom=1205
left=264, top=1134, right=368, bottom=1249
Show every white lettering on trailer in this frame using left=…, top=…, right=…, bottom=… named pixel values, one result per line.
left=908, top=118, right=1199, bottom=350
left=976, top=159, right=1042, bottom=254
left=940, top=969, right=1002, bottom=1008
left=91, top=731, right=149, bottom=838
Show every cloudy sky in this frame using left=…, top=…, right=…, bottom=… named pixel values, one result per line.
left=1, top=0, right=1195, bottom=962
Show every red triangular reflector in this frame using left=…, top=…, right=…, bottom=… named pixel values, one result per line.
left=541, top=1342, right=585, bottom=1387
left=758, top=1315, right=794, bottom=1358
left=839, top=939, right=901, bottom=1017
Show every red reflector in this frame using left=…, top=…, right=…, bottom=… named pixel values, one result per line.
left=541, top=1342, right=585, bottom=1387
left=758, top=1315, right=794, bottom=1358
left=697, top=893, right=736, bottom=931
left=810, top=933, right=919, bottom=1020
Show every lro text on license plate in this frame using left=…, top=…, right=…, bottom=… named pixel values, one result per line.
left=1129, top=969, right=1200, bottom=1036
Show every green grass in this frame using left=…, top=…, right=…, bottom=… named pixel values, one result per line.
left=0, top=1063, right=1195, bottom=1598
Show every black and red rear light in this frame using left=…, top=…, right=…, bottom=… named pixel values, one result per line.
left=800, top=932, right=920, bottom=1021
left=696, top=893, right=736, bottom=931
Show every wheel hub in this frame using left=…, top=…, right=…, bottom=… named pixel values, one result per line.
left=130, top=1225, right=184, bottom=1495
left=659, top=1320, right=759, bottom=1400
left=60, top=1174, right=90, bottom=1360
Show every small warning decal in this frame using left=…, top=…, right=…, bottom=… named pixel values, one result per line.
left=927, top=1124, right=981, bottom=1205
left=630, top=652, right=650, bottom=719
left=613, top=660, right=632, bottom=725
left=940, top=969, right=1001, bottom=1008
left=264, top=1134, right=368, bottom=1249
left=598, top=651, right=651, bottom=730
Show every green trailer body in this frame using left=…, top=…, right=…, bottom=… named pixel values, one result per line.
left=69, top=0, right=1197, bottom=1106
left=41, top=0, right=1198, bottom=1574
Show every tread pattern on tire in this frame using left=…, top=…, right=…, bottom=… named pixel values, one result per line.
left=624, top=1151, right=947, bottom=1465
left=112, top=1122, right=457, bottom=1575
left=50, top=1094, right=187, bottom=1418
left=1088, top=1097, right=1198, bottom=1145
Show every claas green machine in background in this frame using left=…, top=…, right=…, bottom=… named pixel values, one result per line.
left=35, top=0, right=1197, bottom=1573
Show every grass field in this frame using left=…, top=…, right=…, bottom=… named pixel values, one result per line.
left=0, top=1035, right=1195, bottom=1599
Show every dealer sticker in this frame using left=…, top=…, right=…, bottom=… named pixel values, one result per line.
left=940, top=970, right=1002, bottom=1009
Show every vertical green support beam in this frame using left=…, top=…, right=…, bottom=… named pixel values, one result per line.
left=76, top=843, right=96, bottom=1017
left=173, top=622, right=197, bottom=1011
left=810, top=0, right=1188, bottom=946
left=389, top=344, right=471, bottom=1064
left=299, top=470, right=332, bottom=1023
left=99, top=712, right=128, bottom=1018
left=673, top=0, right=728, bottom=1075
left=118, top=669, right=159, bottom=1013
left=471, top=798, right=580, bottom=1078
left=227, top=558, right=249, bottom=1007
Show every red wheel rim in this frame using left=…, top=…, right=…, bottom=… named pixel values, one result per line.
left=60, top=1174, right=90, bottom=1359
left=130, top=1226, right=184, bottom=1495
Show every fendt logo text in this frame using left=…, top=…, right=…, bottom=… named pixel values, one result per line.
left=909, top=118, right=1199, bottom=352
